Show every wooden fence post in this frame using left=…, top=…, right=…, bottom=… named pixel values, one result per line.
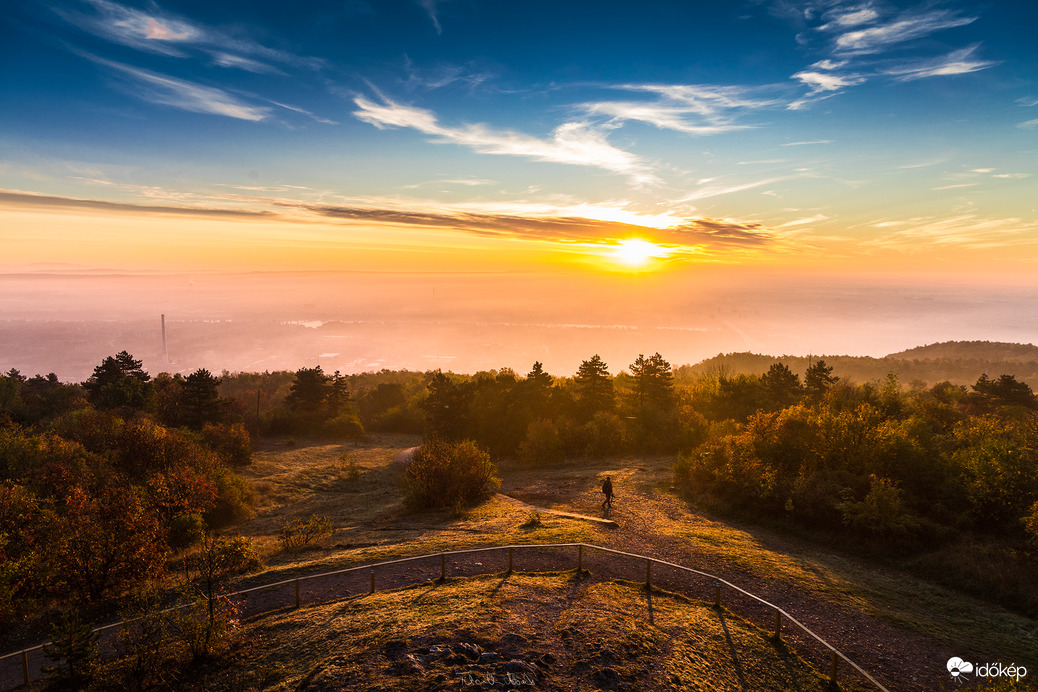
left=714, top=582, right=721, bottom=608
left=22, top=650, right=29, bottom=686
left=370, top=569, right=375, bottom=594
left=830, top=651, right=838, bottom=686
left=294, top=579, right=300, bottom=608
left=577, top=545, right=583, bottom=572
left=646, top=560, right=652, bottom=589
left=508, top=547, right=513, bottom=573
left=440, top=554, right=446, bottom=582
left=774, top=609, right=782, bottom=640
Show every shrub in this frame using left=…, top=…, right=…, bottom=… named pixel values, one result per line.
left=43, top=610, right=99, bottom=689
left=111, top=590, right=177, bottom=692
left=402, top=439, right=499, bottom=510
left=339, top=453, right=362, bottom=482
left=216, top=535, right=262, bottom=574
left=321, top=412, right=365, bottom=439
left=203, top=469, right=254, bottom=529
left=278, top=515, right=335, bottom=551
left=168, top=513, right=205, bottom=551
left=521, top=510, right=542, bottom=528
left=171, top=590, right=241, bottom=662
left=836, top=475, right=921, bottom=541
left=1025, top=501, right=1038, bottom=551
left=201, top=423, right=252, bottom=466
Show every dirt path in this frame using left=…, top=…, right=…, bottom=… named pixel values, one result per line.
left=495, top=474, right=962, bottom=692
left=212, top=481, right=957, bottom=692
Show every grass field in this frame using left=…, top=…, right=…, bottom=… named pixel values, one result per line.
left=212, top=572, right=839, bottom=692
left=215, top=434, right=1038, bottom=691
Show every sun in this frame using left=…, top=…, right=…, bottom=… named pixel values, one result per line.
left=610, top=239, right=669, bottom=268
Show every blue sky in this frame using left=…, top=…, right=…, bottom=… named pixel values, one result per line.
left=1, top=0, right=1037, bottom=277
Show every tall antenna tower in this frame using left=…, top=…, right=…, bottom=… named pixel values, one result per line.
left=161, top=314, right=169, bottom=363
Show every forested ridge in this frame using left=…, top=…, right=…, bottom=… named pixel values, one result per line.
left=679, top=340, right=1038, bottom=389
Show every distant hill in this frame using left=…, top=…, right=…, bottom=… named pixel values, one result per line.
left=677, top=341, right=1038, bottom=389
left=889, top=340, right=1038, bottom=362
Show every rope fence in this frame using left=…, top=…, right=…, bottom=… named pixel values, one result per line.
left=0, top=543, right=889, bottom=691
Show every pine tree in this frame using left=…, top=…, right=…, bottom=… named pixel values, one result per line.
left=286, top=366, right=330, bottom=413
left=630, top=353, right=674, bottom=408
left=575, top=355, right=614, bottom=417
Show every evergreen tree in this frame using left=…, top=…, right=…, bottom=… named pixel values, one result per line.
left=629, top=353, right=674, bottom=408
left=972, top=373, right=1036, bottom=408
left=575, top=355, right=614, bottom=417
left=421, top=371, right=474, bottom=440
left=182, top=368, right=222, bottom=429
left=805, top=359, right=838, bottom=397
left=286, top=366, right=330, bottom=413
left=761, top=362, right=802, bottom=409
left=43, top=610, right=99, bottom=689
left=84, top=351, right=152, bottom=411
left=327, top=370, right=351, bottom=415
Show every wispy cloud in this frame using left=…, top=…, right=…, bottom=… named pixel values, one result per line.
left=931, top=183, right=978, bottom=190
left=820, top=6, right=879, bottom=30
left=298, top=202, right=775, bottom=249
left=581, top=84, right=778, bottom=136
left=57, top=0, right=199, bottom=56
left=401, top=61, right=493, bottom=92
left=777, top=213, right=828, bottom=227
left=353, top=95, right=658, bottom=184
left=58, top=0, right=323, bottom=72
left=0, top=190, right=274, bottom=218
left=773, top=2, right=992, bottom=107
left=211, top=52, right=284, bottom=75
left=792, top=69, right=864, bottom=92
left=269, top=100, right=337, bottom=125
left=1018, top=118, right=1038, bottom=130
left=676, top=176, right=790, bottom=202
left=416, top=0, right=446, bottom=34
left=864, top=214, right=1038, bottom=251
left=402, top=178, right=497, bottom=189
left=91, top=56, right=271, bottom=121
left=831, top=8, right=976, bottom=55
left=884, top=45, right=998, bottom=81
left=782, top=139, right=832, bottom=146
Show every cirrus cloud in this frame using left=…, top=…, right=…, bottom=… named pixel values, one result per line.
left=353, top=95, right=659, bottom=185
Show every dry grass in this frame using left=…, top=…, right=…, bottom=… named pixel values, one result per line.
left=237, top=434, right=596, bottom=580
left=209, top=573, right=837, bottom=692
left=230, top=437, right=1037, bottom=677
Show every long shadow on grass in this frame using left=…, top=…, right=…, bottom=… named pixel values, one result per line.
left=718, top=609, right=749, bottom=690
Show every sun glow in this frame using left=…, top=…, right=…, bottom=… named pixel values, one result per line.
left=610, top=238, right=669, bottom=267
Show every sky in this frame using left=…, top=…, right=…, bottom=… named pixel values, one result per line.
left=2, top=0, right=1038, bottom=376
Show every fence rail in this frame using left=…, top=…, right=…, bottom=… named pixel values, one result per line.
left=0, top=542, right=889, bottom=691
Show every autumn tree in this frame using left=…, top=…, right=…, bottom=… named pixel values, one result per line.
left=47, top=476, right=166, bottom=604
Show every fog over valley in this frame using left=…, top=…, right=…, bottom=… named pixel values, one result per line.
left=4, top=269, right=1037, bottom=381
